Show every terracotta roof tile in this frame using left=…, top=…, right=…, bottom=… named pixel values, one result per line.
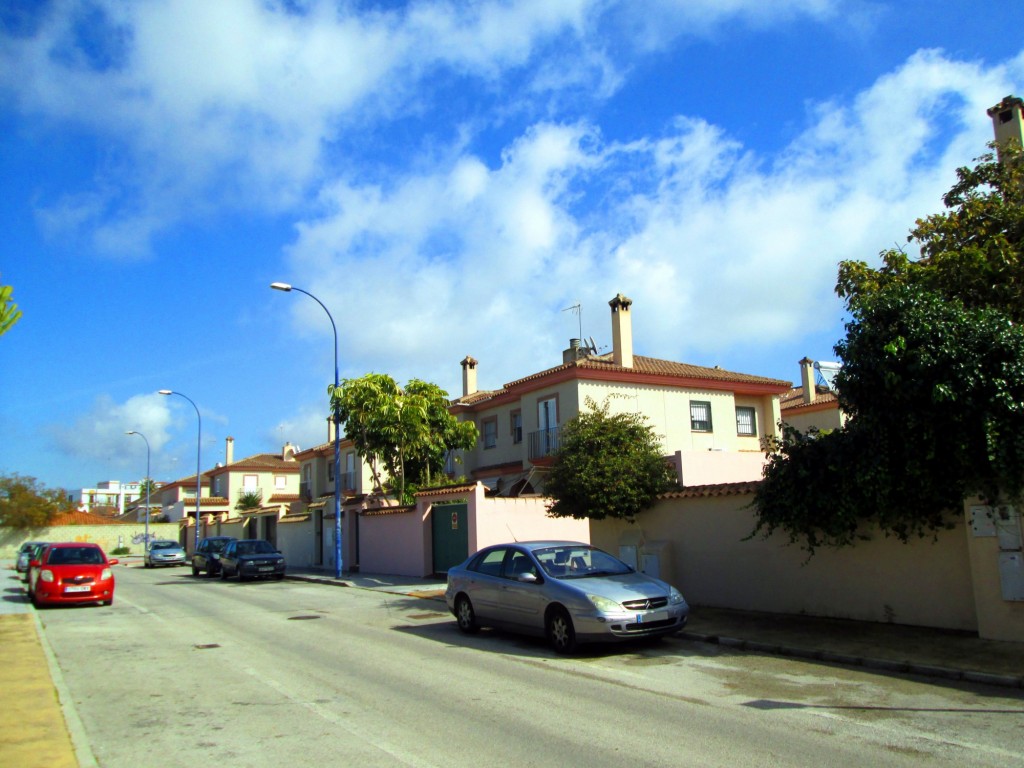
left=780, top=386, right=840, bottom=412
left=51, top=510, right=129, bottom=526
left=659, top=480, right=762, bottom=499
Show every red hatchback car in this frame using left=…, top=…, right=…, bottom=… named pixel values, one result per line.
left=28, top=543, right=119, bottom=607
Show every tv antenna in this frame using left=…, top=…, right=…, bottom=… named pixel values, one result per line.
left=562, top=301, right=582, bottom=342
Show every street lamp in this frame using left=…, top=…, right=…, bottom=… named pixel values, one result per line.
left=271, top=281, right=343, bottom=578
left=158, top=390, right=203, bottom=556
left=125, top=430, right=151, bottom=554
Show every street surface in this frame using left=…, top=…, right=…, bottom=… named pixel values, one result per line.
left=35, top=566, right=1024, bottom=767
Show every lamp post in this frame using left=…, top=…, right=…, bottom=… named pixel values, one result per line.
left=125, top=430, right=151, bottom=554
left=158, top=390, right=203, bottom=556
left=271, top=281, right=343, bottom=578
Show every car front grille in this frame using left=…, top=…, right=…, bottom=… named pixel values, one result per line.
left=622, top=597, right=668, bottom=611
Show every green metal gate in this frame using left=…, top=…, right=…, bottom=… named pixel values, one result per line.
left=431, top=502, right=468, bottom=575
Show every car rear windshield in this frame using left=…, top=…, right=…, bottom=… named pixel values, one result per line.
left=151, top=542, right=179, bottom=550
left=534, top=546, right=632, bottom=579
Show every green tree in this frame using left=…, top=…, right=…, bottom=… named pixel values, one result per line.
left=330, top=374, right=478, bottom=504
left=0, top=276, right=22, bottom=338
left=755, top=143, right=1024, bottom=552
left=545, top=396, right=677, bottom=522
left=0, top=473, right=66, bottom=528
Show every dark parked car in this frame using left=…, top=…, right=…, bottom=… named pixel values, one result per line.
left=28, top=542, right=119, bottom=607
left=191, top=536, right=237, bottom=577
left=445, top=541, right=689, bottom=654
left=219, top=539, right=286, bottom=581
left=16, top=541, right=48, bottom=579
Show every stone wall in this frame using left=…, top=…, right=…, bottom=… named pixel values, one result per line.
left=1, top=523, right=182, bottom=558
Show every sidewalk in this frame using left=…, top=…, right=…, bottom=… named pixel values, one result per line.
left=3, top=564, right=1022, bottom=768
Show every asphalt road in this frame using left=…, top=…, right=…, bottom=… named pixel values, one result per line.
left=35, top=566, right=1024, bottom=767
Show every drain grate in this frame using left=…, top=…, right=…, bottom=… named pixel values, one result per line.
left=194, top=643, right=221, bottom=650
left=288, top=615, right=322, bottom=621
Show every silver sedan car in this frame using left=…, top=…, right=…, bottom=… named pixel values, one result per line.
left=445, top=541, right=689, bottom=653
left=144, top=540, right=187, bottom=568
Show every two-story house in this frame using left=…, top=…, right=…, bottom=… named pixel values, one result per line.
left=204, top=437, right=302, bottom=545
left=450, top=293, right=792, bottom=494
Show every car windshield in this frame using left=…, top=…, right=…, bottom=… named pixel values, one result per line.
left=207, top=539, right=231, bottom=553
left=534, top=545, right=632, bottom=579
left=151, top=542, right=178, bottom=550
left=236, top=541, right=276, bottom=556
left=47, top=547, right=104, bottom=565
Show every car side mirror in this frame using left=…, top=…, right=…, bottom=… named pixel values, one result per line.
left=29, top=559, right=39, bottom=568
left=108, top=559, right=120, bottom=566
left=517, top=572, right=539, bottom=584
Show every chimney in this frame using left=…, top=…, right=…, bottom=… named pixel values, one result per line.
left=461, top=355, right=478, bottom=397
left=282, top=443, right=297, bottom=462
left=326, top=415, right=336, bottom=444
left=225, top=436, right=234, bottom=465
left=563, top=338, right=582, bottom=364
left=799, top=357, right=816, bottom=404
left=609, top=293, right=634, bottom=368
left=987, top=95, right=1024, bottom=162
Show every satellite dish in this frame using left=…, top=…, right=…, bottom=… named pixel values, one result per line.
left=588, top=336, right=597, bottom=354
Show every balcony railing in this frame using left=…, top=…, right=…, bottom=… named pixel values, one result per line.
left=528, top=426, right=562, bottom=461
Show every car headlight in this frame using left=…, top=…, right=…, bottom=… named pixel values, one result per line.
left=669, top=587, right=685, bottom=605
left=101, top=568, right=112, bottom=580
left=587, top=594, right=621, bottom=613
left=40, top=569, right=54, bottom=583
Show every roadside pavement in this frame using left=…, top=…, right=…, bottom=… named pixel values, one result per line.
left=3, top=562, right=1022, bottom=768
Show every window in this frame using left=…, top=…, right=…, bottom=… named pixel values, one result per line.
left=736, top=406, right=757, bottom=437
left=482, top=417, right=498, bottom=449
left=510, top=410, right=522, bottom=444
left=275, top=475, right=287, bottom=489
left=471, top=547, right=508, bottom=577
left=690, top=401, right=713, bottom=432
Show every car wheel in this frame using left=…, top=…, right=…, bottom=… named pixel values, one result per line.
left=207, top=563, right=216, bottom=578
left=220, top=567, right=228, bottom=580
left=546, top=607, right=577, bottom=654
left=192, top=564, right=200, bottom=577
left=454, top=595, right=479, bottom=634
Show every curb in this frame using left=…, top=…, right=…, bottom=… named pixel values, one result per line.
left=677, top=631, right=1024, bottom=690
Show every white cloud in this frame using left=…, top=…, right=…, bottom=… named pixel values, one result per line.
left=51, top=393, right=174, bottom=472
left=0, top=0, right=855, bottom=256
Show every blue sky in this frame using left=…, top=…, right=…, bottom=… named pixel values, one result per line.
left=2, top=0, right=1022, bottom=494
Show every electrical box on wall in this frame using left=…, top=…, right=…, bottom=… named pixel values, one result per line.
left=970, top=505, right=997, bottom=537
left=995, top=505, right=1023, bottom=551
left=998, top=552, right=1024, bottom=601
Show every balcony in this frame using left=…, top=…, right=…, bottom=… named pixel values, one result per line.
left=528, top=426, right=562, bottom=461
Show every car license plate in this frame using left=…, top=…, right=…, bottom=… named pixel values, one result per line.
left=637, top=610, right=668, bottom=623
left=64, top=585, right=91, bottom=593
left=258, top=567, right=273, bottom=573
